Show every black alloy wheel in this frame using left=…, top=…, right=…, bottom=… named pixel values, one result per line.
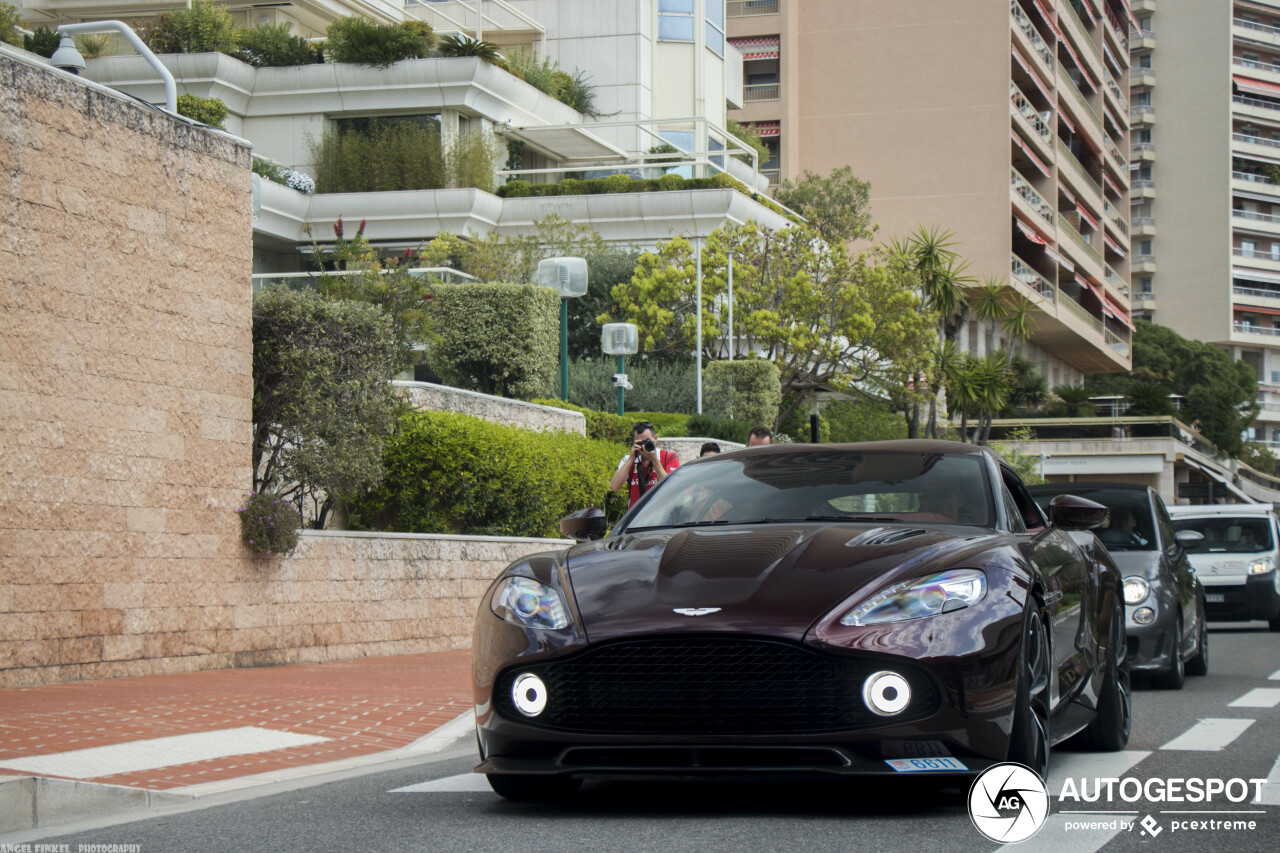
left=1008, top=606, right=1051, bottom=779
left=487, top=773, right=583, bottom=801
left=1186, top=611, right=1209, bottom=677
left=1154, top=611, right=1186, bottom=690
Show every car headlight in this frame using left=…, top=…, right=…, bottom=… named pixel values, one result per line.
left=1123, top=576, right=1150, bottom=605
left=1249, top=560, right=1272, bottom=575
left=840, top=569, right=987, bottom=626
left=491, top=577, right=569, bottom=630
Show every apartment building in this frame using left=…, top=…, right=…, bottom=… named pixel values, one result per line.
left=20, top=1, right=781, bottom=269
left=728, top=0, right=1136, bottom=388
left=1123, top=0, right=1280, bottom=451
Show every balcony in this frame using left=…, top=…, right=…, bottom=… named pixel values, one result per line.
left=1060, top=0, right=1104, bottom=72
left=1104, top=200, right=1129, bottom=238
left=1104, top=136, right=1128, bottom=171
left=1234, top=94, right=1280, bottom=118
left=1105, top=75, right=1128, bottom=111
left=1132, top=0, right=1155, bottom=15
left=1131, top=215, right=1156, bottom=236
left=1134, top=291, right=1157, bottom=308
left=1131, top=104, right=1156, bottom=124
left=728, top=0, right=779, bottom=16
left=1011, top=0, right=1055, bottom=74
left=1234, top=207, right=1280, bottom=228
left=1132, top=66, right=1156, bottom=87
left=1011, top=168, right=1056, bottom=225
left=761, top=168, right=780, bottom=187
left=1060, top=217, right=1103, bottom=270
left=1130, top=28, right=1156, bottom=50
left=1131, top=142, right=1156, bottom=161
left=1234, top=247, right=1280, bottom=268
left=1132, top=178, right=1156, bottom=199
left=1105, top=326, right=1132, bottom=358
left=743, top=83, right=780, bottom=102
left=1234, top=283, right=1280, bottom=302
left=1103, top=7, right=1130, bottom=56
left=1060, top=294, right=1105, bottom=335
left=1232, top=171, right=1280, bottom=197
left=1234, top=17, right=1280, bottom=46
left=1011, top=84, right=1053, bottom=146
left=1233, top=132, right=1280, bottom=159
left=1234, top=57, right=1280, bottom=77
left=1058, top=69, right=1102, bottom=135
left=1011, top=253, right=1056, bottom=303
left=1132, top=254, right=1157, bottom=273
left=1234, top=321, right=1280, bottom=337
left=1105, top=263, right=1128, bottom=294
left=1056, top=138, right=1104, bottom=202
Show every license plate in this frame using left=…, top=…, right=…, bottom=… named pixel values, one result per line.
left=1206, top=594, right=1225, bottom=603
left=885, top=757, right=968, bottom=772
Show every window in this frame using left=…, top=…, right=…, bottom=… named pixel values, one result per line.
left=1272, top=371, right=1280, bottom=384
left=706, top=0, right=725, bottom=56
left=1135, top=129, right=1152, bottom=143
left=1138, top=239, right=1153, bottom=256
left=1242, top=239, right=1258, bottom=257
left=1139, top=276, right=1153, bottom=294
left=1136, top=165, right=1152, bottom=181
left=1138, top=54, right=1152, bottom=68
left=1243, top=52, right=1262, bottom=67
left=1134, top=90, right=1151, bottom=106
left=659, top=0, right=695, bottom=41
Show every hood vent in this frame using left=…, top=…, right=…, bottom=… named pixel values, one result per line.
left=845, top=527, right=930, bottom=548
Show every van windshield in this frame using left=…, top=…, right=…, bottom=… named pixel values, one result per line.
left=1171, top=517, right=1273, bottom=553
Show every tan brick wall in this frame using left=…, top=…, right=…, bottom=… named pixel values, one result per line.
left=0, top=49, right=572, bottom=687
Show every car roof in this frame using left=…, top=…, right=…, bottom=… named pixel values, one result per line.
left=1166, top=503, right=1273, bottom=516
left=1026, top=482, right=1150, bottom=494
left=717, top=439, right=989, bottom=456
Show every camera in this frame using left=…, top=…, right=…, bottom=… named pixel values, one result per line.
left=640, top=438, right=656, bottom=453
left=610, top=372, right=633, bottom=390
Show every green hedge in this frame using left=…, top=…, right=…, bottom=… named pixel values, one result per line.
left=529, top=398, right=632, bottom=443
left=686, top=414, right=750, bottom=445
left=176, top=94, right=227, bottom=129
left=629, top=412, right=689, bottom=437
left=703, top=360, right=781, bottom=430
left=347, top=410, right=626, bottom=537
left=427, top=282, right=558, bottom=400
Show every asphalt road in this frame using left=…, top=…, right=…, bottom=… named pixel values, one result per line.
left=14, top=622, right=1280, bottom=853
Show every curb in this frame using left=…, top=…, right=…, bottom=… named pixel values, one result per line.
left=0, top=711, right=475, bottom=833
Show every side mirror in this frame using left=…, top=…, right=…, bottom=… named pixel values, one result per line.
left=560, top=507, right=607, bottom=542
left=1049, top=494, right=1109, bottom=530
left=1174, top=529, right=1204, bottom=552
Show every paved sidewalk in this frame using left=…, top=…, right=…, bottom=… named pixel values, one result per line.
left=0, top=651, right=473, bottom=795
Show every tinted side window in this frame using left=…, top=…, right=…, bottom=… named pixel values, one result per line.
left=1000, top=482, right=1027, bottom=534
left=1153, top=494, right=1176, bottom=555
left=1002, top=468, right=1046, bottom=531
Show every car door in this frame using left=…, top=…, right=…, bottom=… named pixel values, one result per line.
left=1153, top=493, right=1194, bottom=650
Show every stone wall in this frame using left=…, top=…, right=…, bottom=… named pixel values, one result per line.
left=394, top=381, right=586, bottom=435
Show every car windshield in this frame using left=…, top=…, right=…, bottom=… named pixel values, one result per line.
left=1032, top=489, right=1156, bottom=551
left=1172, top=516, right=1273, bottom=554
left=622, top=450, right=994, bottom=531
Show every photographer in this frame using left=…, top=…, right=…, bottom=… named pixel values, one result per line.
left=609, top=421, right=681, bottom=508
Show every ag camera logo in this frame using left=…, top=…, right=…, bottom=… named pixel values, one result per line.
left=969, top=762, right=1050, bottom=843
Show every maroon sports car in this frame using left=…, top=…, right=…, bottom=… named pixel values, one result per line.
left=471, top=440, right=1128, bottom=800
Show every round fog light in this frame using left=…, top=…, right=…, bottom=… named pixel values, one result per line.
left=863, top=670, right=911, bottom=717
left=511, top=673, right=548, bottom=717
left=1133, top=607, right=1156, bottom=625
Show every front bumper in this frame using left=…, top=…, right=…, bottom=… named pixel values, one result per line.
left=1124, top=590, right=1179, bottom=673
left=1202, top=573, right=1280, bottom=622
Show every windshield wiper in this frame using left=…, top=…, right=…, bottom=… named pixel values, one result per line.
left=624, top=520, right=734, bottom=532
left=802, top=514, right=907, bottom=523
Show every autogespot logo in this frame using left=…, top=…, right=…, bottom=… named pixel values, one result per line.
left=969, top=762, right=1050, bottom=844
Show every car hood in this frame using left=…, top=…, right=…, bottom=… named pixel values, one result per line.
left=563, top=523, right=1003, bottom=643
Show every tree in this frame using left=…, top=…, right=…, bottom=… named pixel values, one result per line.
left=1048, top=385, right=1097, bottom=418
left=252, top=287, right=403, bottom=529
left=603, top=221, right=937, bottom=428
left=773, top=166, right=875, bottom=245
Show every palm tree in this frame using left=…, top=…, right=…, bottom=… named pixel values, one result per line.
left=1125, top=382, right=1175, bottom=416
left=973, top=353, right=1013, bottom=444
left=968, top=277, right=1008, bottom=356
left=437, top=33, right=503, bottom=61
left=1050, top=385, right=1097, bottom=418
left=1000, top=296, right=1037, bottom=359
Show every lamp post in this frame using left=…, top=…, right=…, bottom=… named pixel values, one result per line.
left=602, top=323, right=638, bottom=416
left=537, top=257, right=588, bottom=401
left=50, top=21, right=177, bottom=113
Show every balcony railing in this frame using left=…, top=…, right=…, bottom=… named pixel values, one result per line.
left=761, top=168, right=780, bottom=186
left=1062, top=0, right=1103, bottom=67
left=1104, top=263, right=1128, bottom=295
left=1132, top=179, right=1155, bottom=191
left=1060, top=294, right=1104, bottom=334
left=1056, top=138, right=1104, bottom=199
left=1131, top=104, right=1155, bottom=118
left=1233, top=132, right=1280, bottom=149
left=1011, top=253, right=1056, bottom=302
left=1234, top=57, right=1280, bottom=75
left=1061, top=217, right=1102, bottom=266
left=1235, top=208, right=1280, bottom=224
left=743, top=83, right=781, bottom=102
left=1131, top=142, right=1155, bottom=157
left=1106, top=76, right=1128, bottom=109
left=1011, top=84, right=1053, bottom=143
left=1234, top=94, right=1280, bottom=112
left=1011, top=0, right=1055, bottom=69
left=1233, top=170, right=1278, bottom=185
left=1105, top=7, right=1129, bottom=50
left=728, top=0, right=779, bottom=16
left=1011, top=168, right=1055, bottom=224
left=1235, top=321, right=1280, bottom=336
left=1103, top=200, right=1129, bottom=237
left=1234, top=17, right=1280, bottom=38
left=1130, top=27, right=1155, bottom=40
left=1234, top=247, right=1280, bottom=260
left=1235, top=284, right=1280, bottom=300
left=1105, top=326, right=1131, bottom=357
left=1134, top=253, right=1156, bottom=265
left=1131, top=215, right=1155, bottom=228
left=251, top=266, right=476, bottom=294
left=1104, top=135, right=1128, bottom=170
left=1134, top=291, right=1156, bottom=303
left=1059, top=70, right=1102, bottom=128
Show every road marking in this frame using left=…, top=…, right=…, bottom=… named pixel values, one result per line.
left=1160, top=718, right=1255, bottom=751
left=0, top=727, right=328, bottom=779
left=1269, top=667, right=1280, bottom=681
left=1256, top=755, right=1280, bottom=805
left=1229, top=688, right=1280, bottom=708
left=390, top=773, right=493, bottom=793
left=1047, top=750, right=1150, bottom=798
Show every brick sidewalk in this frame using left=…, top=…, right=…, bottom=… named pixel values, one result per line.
left=0, top=651, right=472, bottom=791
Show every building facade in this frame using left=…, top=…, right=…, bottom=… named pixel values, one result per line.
left=728, top=0, right=1137, bottom=388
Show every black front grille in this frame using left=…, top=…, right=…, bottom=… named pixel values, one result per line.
left=495, top=637, right=938, bottom=735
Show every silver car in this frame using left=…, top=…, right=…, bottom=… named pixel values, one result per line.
left=1030, top=483, right=1207, bottom=689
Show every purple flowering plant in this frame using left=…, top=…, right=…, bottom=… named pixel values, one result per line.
left=237, top=491, right=302, bottom=556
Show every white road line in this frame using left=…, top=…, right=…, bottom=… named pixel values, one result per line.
left=989, top=815, right=1126, bottom=853
left=1255, top=755, right=1280, bottom=806
left=0, top=727, right=328, bottom=779
left=390, top=772, right=493, bottom=793
left=1269, top=667, right=1280, bottom=681
left=1229, top=688, right=1280, bottom=708
left=1160, top=718, right=1255, bottom=751
left=1047, top=750, right=1151, bottom=798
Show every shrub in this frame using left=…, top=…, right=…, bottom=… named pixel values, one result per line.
left=325, top=16, right=433, bottom=68
left=0, top=2, right=21, bottom=48
left=74, top=33, right=114, bottom=58
left=446, top=129, right=504, bottom=192
left=529, top=398, right=633, bottom=443
left=726, top=118, right=770, bottom=165
left=822, top=398, right=908, bottom=443
left=563, top=358, right=698, bottom=413
left=169, top=0, right=239, bottom=54
left=136, top=14, right=181, bottom=54
left=176, top=93, right=228, bottom=128
left=628, top=412, right=689, bottom=437
left=686, top=414, right=750, bottom=444
left=427, top=282, right=559, bottom=400
left=238, top=491, right=302, bottom=555
left=703, top=359, right=781, bottom=430
left=657, top=172, right=686, bottom=191
left=347, top=410, right=627, bottom=537
left=252, top=156, right=286, bottom=183
left=556, top=68, right=601, bottom=117
left=436, top=32, right=501, bottom=60
left=500, top=179, right=533, bottom=197
left=285, top=170, right=315, bottom=193
left=235, top=22, right=324, bottom=67
left=23, top=26, right=58, bottom=58
left=308, top=120, right=445, bottom=193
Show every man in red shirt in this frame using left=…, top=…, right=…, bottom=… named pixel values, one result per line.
left=609, top=421, right=681, bottom=508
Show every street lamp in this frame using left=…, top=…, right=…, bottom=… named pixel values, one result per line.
left=602, top=323, right=638, bottom=416
left=50, top=21, right=177, bottom=114
left=537, top=257, right=588, bottom=401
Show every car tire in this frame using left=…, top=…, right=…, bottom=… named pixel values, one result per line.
left=1186, top=613, right=1209, bottom=677
left=486, top=773, right=582, bottom=801
left=1153, top=612, right=1186, bottom=690
left=1270, top=613, right=1280, bottom=632
left=1073, top=606, right=1131, bottom=752
left=1008, top=606, right=1051, bottom=779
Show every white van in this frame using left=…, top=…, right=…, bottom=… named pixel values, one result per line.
left=1167, top=503, right=1280, bottom=630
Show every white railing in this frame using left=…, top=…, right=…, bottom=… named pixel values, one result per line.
left=1129, top=27, right=1155, bottom=40
left=405, top=0, right=546, bottom=41
left=1106, top=76, right=1128, bottom=109
left=1104, top=263, right=1128, bottom=293
left=1234, top=247, right=1280, bottom=260
left=1234, top=57, right=1280, bottom=74
left=1132, top=179, right=1155, bottom=190
left=1235, top=321, right=1280, bottom=336
left=1234, top=132, right=1280, bottom=149
left=1105, top=135, right=1128, bottom=170
left=1011, top=254, right=1056, bottom=302
left=1134, top=291, right=1156, bottom=303
left=1235, top=208, right=1280, bottom=223
left=1011, top=0, right=1055, bottom=68
left=1131, top=215, right=1155, bottom=228
left=728, top=0, right=779, bottom=16
left=1012, top=84, right=1053, bottom=143
left=761, top=168, right=780, bottom=186
left=1233, top=170, right=1277, bottom=185
left=1234, top=94, right=1280, bottom=112
left=1060, top=294, right=1104, bottom=334
left=251, top=266, right=476, bottom=293
left=1234, top=17, right=1280, bottom=38
left=1134, top=253, right=1156, bottom=265
left=1011, top=168, right=1056, bottom=224
left=743, top=83, right=781, bottom=102
left=1131, top=104, right=1155, bottom=118
left=1057, top=138, right=1104, bottom=199
left=1105, top=326, right=1131, bottom=357
left=1131, top=142, right=1156, bottom=156
left=1235, top=284, right=1280, bottom=300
